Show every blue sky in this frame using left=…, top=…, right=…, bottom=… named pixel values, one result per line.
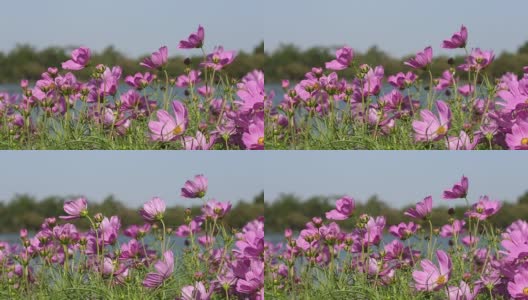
left=1, top=1, right=528, bottom=57
left=0, top=151, right=526, bottom=209
left=0, top=151, right=263, bottom=207
left=263, top=151, right=528, bottom=208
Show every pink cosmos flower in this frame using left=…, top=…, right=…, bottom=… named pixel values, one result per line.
left=443, top=176, right=469, bottom=199
left=497, top=76, right=528, bottom=113
left=181, top=175, right=208, bottom=199
left=465, top=196, right=501, bottom=220
left=412, top=100, right=451, bottom=142
left=175, top=70, right=201, bottom=88
left=202, top=200, right=232, bottom=220
left=387, top=72, right=417, bottom=89
left=507, top=267, right=528, bottom=299
left=506, top=120, right=528, bottom=150
left=60, top=197, right=88, bottom=220
left=202, top=46, right=236, bottom=71
left=412, top=250, right=452, bottom=291
left=143, top=251, right=174, bottom=288
left=62, top=47, right=91, bottom=70
left=440, top=220, right=465, bottom=238
left=325, top=46, right=354, bottom=70
left=140, top=46, right=168, bottom=69
left=447, top=281, right=479, bottom=300
left=436, top=70, right=455, bottom=90
left=325, top=196, right=355, bottom=220
left=124, top=72, right=154, bottom=90
left=123, top=224, right=151, bottom=239
left=182, top=131, right=216, bottom=150
left=442, top=25, right=468, bottom=49
left=405, top=196, right=433, bottom=220
left=242, top=120, right=264, bottom=150
left=446, top=131, right=479, bottom=150
left=458, top=48, right=494, bottom=71
left=405, top=46, right=433, bottom=70
left=149, top=100, right=188, bottom=141
left=501, top=227, right=528, bottom=261
left=389, top=222, right=420, bottom=240
left=139, top=197, right=166, bottom=223
left=469, top=196, right=501, bottom=220
left=179, top=25, right=205, bottom=49
left=458, top=84, right=475, bottom=97
left=181, top=282, right=212, bottom=300
left=461, top=235, right=479, bottom=247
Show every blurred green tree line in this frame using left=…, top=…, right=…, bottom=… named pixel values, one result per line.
left=0, top=42, right=265, bottom=84
left=0, top=192, right=263, bottom=233
left=4, top=41, right=528, bottom=85
left=265, top=191, right=528, bottom=233
left=266, top=42, right=528, bottom=83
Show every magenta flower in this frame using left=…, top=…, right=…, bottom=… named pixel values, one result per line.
left=62, top=47, right=91, bottom=70
left=412, top=100, right=451, bottom=142
left=405, top=196, right=433, bottom=220
left=466, top=196, right=501, bottom=220
left=181, top=282, right=212, bottom=300
left=442, top=25, right=468, bottom=49
left=139, top=197, right=166, bottom=223
left=506, top=121, right=528, bottom=150
left=202, top=200, right=232, bottom=220
left=60, top=197, right=88, bottom=220
left=405, top=46, right=433, bottom=70
left=446, top=131, right=479, bottom=150
left=181, top=175, right=208, bottom=199
left=242, top=120, right=264, bottom=150
left=325, top=46, right=354, bottom=71
left=202, top=46, right=236, bottom=71
left=458, top=48, right=495, bottom=71
left=149, top=100, right=188, bottom=141
left=140, top=46, right=168, bottom=69
left=175, top=70, right=201, bottom=88
left=440, top=220, right=465, bottom=238
left=389, top=222, right=420, bottom=240
left=447, top=281, right=479, bottom=300
left=325, top=196, right=355, bottom=220
left=179, top=25, right=205, bottom=49
left=507, top=267, right=528, bottom=299
left=124, top=72, right=154, bottom=90
left=182, top=131, right=215, bottom=150
left=388, top=72, right=417, bottom=89
left=443, top=176, right=469, bottom=199
left=436, top=70, right=455, bottom=90
left=413, top=250, right=452, bottom=291
left=143, top=251, right=174, bottom=288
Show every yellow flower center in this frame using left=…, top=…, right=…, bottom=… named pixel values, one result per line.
left=436, top=275, right=446, bottom=285
left=522, top=138, right=528, bottom=146
left=524, top=287, right=528, bottom=296
left=258, top=136, right=264, bottom=146
left=436, top=126, right=447, bottom=135
left=173, top=125, right=183, bottom=135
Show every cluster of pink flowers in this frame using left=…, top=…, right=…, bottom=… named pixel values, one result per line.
left=0, top=174, right=263, bottom=299
left=268, top=25, right=528, bottom=150
left=0, top=25, right=264, bottom=150
left=266, top=175, right=528, bottom=299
